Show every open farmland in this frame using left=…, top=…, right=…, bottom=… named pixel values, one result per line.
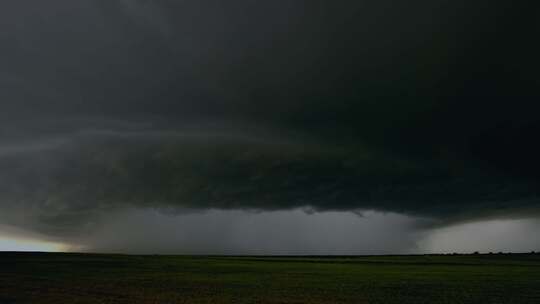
left=1, top=252, right=540, bottom=304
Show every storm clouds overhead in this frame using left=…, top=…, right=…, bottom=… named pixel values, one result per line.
left=1, top=0, right=539, bottom=253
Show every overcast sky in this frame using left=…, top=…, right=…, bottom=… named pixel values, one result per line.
left=0, top=0, right=539, bottom=254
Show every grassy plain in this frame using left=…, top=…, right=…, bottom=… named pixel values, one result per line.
left=1, top=252, right=540, bottom=303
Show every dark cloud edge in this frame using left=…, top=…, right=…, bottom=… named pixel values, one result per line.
left=1, top=124, right=539, bottom=238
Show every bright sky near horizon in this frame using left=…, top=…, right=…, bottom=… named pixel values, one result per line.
left=0, top=236, right=66, bottom=252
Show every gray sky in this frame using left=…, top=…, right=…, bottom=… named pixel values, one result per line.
left=0, top=0, right=539, bottom=253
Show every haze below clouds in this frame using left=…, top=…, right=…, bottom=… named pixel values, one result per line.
left=2, top=210, right=539, bottom=254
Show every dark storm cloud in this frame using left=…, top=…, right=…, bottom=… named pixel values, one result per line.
left=1, top=0, right=539, bottom=237
left=1, top=126, right=538, bottom=237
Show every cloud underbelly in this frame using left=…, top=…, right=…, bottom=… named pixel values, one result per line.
left=1, top=128, right=538, bottom=238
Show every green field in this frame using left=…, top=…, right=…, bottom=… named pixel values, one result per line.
left=1, top=252, right=540, bottom=303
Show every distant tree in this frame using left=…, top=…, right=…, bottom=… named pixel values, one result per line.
left=473, top=251, right=479, bottom=255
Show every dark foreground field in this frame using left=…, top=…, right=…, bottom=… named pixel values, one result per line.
left=1, top=252, right=540, bottom=303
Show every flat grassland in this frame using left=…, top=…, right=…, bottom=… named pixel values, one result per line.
left=1, top=252, right=540, bottom=303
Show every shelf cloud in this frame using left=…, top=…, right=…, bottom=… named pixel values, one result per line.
left=1, top=0, right=539, bottom=251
